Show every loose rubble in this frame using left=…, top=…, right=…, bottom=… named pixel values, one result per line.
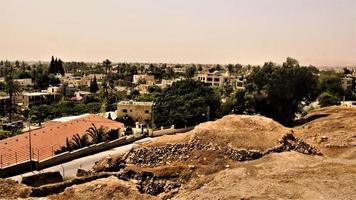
left=125, top=139, right=212, bottom=167
left=105, top=132, right=321, bottom=170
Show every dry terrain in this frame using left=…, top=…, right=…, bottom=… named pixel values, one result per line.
left=0, top=106, right=355, bottom=200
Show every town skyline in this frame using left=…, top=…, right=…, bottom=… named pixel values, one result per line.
left=1, top=0, right=355, bottom=66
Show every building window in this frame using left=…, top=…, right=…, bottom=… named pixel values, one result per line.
left=214, top=78, right=220, bottom=82
left=207, top=78, right=212, bottom=82
left=145, top=110, right=149, bottom=113
left=130, top=109, right=132, bottom=112
left=123, top=109, right=127, bottom=113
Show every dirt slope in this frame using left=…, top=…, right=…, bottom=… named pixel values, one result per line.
left=174, top=152, right=356, bottom=200
left=0, top=179, right=31, bottom=199
left=294, top=106, right=356, bottom=158
left=147, top=114, right=290, bottom=151
left=1, top=106, right=355, bottom=200
left=48, top=176, right=158, bottom=200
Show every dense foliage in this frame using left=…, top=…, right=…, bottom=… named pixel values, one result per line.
left=318, top=92, right=340, bottom=107
left=29, top=101, right=101, bottom=123
left=153, top=79, right=220, bottom=128
left=245, top=58, right=319, bottom=126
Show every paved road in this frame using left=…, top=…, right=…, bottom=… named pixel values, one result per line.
left=10, top=137, right=154, bottom=182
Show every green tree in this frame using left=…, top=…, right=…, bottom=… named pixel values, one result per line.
left=153, top=79, right=220, bottom=127
left=318, top=71, right=344, bottom=97
left=31, top=65, right=60, bottom=89
left=4, top=63, right=22, bottom=122
left=90, top=76, right=99, bottom=93
left=49, top=56, right=65, bottom=75
left=86, top=123, right=106, bottom=143
left=103, top=59, right=112, bottom=75
left=232, top=89, right=246, bottom=114
left=70, top=134, right=89, bottom=149
left=246, top=58, right=318, bottom=126
left=59, top=82, right=69, bottom=100
left=185, top=66, right=196, bottom=79
left=317, top=92, right=340, bottom=107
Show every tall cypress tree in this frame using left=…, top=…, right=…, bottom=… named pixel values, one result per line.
left=49, top=57, right=65, bottom=75
left=58, top=59, right=65, bottom=75
left=90, top=76, right=99, bottom=93
left=49, top=56, right=55, bottom=74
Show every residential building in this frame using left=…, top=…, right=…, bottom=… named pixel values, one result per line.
left=16, top=92, right=61, bottom=107
left=14, top=78, right=32, bottom=87
left=157, top=79, right=174, bottom=89
left=70, top=91, right=91, bottom=101
left=117, top=100, right=153, bottom=123
left=236, top=75, right=247, bottom=89
left=133, top=74, right=155, bottom=85
left=59, top=73, right=103, bottom=88
left=135, top=84, right=150, bottom=94
left=341, top=76, right=355, bottom=91
left=196, top=71, right=229, bottom=87
left=46, top=86, right=60, bottom=94
left=173, top=67, right=186, bottom=74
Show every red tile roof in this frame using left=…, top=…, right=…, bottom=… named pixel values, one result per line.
left=0, top=114, right=123, bottom=167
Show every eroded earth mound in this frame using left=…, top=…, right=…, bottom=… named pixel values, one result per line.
left=1, top=106, right=355, bottom=199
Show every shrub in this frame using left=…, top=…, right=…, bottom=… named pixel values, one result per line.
left=318, top=92, right=340, bottom=107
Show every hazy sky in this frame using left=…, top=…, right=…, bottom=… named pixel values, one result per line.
left=0, top=0, right=355, bottom=66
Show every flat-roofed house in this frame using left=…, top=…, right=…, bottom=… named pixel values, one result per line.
left=196, top=71, right=229, bottom=87
left=133, top=74, right=155, bottom=85
left=14, top=78, right=32, bottom=87
left=342, top=77, right=353, bottom=91
left=117, top=100, right=153, bottom=123
left=16, top=92, right=61, bottom=107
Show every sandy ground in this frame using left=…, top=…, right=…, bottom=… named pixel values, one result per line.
left=48, top=176, right=158, bottom=200
left=1, top=106, right=355, bottom=200
left=174, top=152, right=356, bottom=200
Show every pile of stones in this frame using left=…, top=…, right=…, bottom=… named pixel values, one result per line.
left=125, top=139, right=212, bottom=167
left=225, top=149, right=264, bottom=161
left=267, top=133, right=322, bottom=155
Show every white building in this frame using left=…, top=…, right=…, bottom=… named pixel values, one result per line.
left=196, top=71, right=229, bottom=87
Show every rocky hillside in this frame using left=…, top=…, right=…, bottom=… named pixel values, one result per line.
left=1, top=106, right=355, bottom=199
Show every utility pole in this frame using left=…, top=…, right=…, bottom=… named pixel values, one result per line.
left=28, top=112, right=32, bottom=171
left=207, top=105, right=210, bottom=121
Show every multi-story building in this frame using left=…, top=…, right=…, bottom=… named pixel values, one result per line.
left=117, top=100, right=153, bottom=123
left=341, top=76, right=355, bottom=91
left=16, top=92, right=61, bottom=107
left=236, top=75, right=247, bottom=89
left=196, top=71, right=229, bottom=87
left=59, top=73, right=105, bottom=88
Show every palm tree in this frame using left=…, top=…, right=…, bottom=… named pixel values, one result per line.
left=70, top=134, right=89, bottom=149
left=4, top=63, right=21, bottom=122
left=86, top=123, right=106, bottom=144
left=103, top=59, right=112, bottom=75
